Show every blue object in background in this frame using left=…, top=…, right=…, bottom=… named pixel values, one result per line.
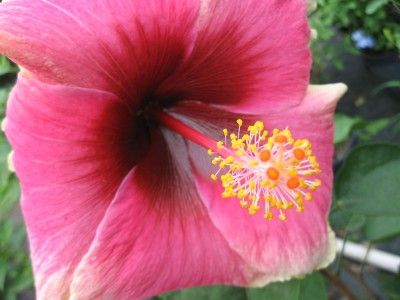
left=352, top=30, right=376, bottom=49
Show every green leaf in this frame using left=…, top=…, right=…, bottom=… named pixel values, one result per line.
left=362, top=216, right=400, bottom=241
left=372, top=80, right=400, bottom=96
left=0, top=86, right=11, bottom=117
left=247, top=273, right=327, bottom=300
left=335, top=144, right=400, bottom=240
left=380, top=273, right=400, bottom=300
left=246, top=279, right=300, bottom=300
left=0, top=56, right=17, bottom=76
left=362, top=118, right=390, bottom=137
left=298, top=272, right=327, bottom=300
left=0, top=258, right=7, bottom=291
left=0, top=176, right=20, bottom=216
left=159, top=286, right=247, bottom=300
left=334, top=114, right=363, bottom=144
left=365, top=0, right=390, bottom=15
left=158, top=273, right=327, bottom=300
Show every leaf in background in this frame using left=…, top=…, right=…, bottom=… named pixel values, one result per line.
left=157, top=273, right=327, bottom=300
left=246, top=278, right=300, bottom=300
left=334, top=113, right=391, bottom=144
left=334, top=144, right=400, bottom=241
left=379, top=273, right=400, bottom=300
left=362, top=217, right=400, bottom=241
left=246, top=272, right=327, bottom=300
left=365, top=0, right=390, bottom=15
left=0, top=258, right=6, bottom=291
left=0, top=86, right=11, bottom=117
left=0, top=85, right=20, bottom=216
left=334, top=114, right=363, bottom=144
left=158, top=286, right=247, bottom=300
left=0, top=56, right=18, bottom=76
left=372, top=80, right=400, bottom=96
left=0, top=220, right=33, bottom=299
left=298, top=272, right=327, bottom=300
left=0, top=176, right=20, bottom=217
left=362, top=118, right=390, bottom=137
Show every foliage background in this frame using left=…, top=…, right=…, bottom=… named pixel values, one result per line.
left=0, top=0, right=400, bottom=299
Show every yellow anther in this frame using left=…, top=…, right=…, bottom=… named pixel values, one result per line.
left=240, top=200, right=249, bottom=208
left=288, top=169, right=298, bottom=177
left=211, top=157, right=221, bottom=165
left=296, top=206, right=304, bottom=213
left=264, top=195, right=272, bottom=202
left=249, top=204, right=260, bottom=215
left=210, top=174, right=217, bottom=181
left=313, top=179, right=321, bottom=187
left=217, top=141, right=224, bottom=149
left=236, top=149, right=245, bottom=156
left=236, top=119, right=243, bottom=126
left=250, top=127, right=259, bottom=134
left=264, top=212, right=273, bottom=220
left=238, top=189, right=247, bottom=198
left=242, top=134, right=250, bottom=141
left=279, top=213, right=287, bottom=221
left=305, top=193, right=312, bottom=201
left=261, top=130, right=268, bottom=140
left=230, top=163, right=240, bottom=171
left=295, top=192, right=302, bottom=201
left=249, top=180, right=255, bottom=190
left=222, top=181, right=231, bottom=188
left=225, top=156, right=234, bottom=164
left=207, top=149, right=213, bottom=156
left=223, top=128, right=228, bottom=136
left=247, top=144, right=257, bottom=152
left=248, top=160, right=259, bottom=167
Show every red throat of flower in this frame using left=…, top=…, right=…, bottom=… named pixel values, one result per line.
left=156, top=110, right=321, bottom=222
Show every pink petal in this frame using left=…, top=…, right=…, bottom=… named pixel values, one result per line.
left=69, top=130, right=251, bottom=299
left=156, top=0, right=311, bottom=113
left=190, top=84, right=347, bottom=285
left=5, top=76, right=137, bottom=298
left=0, top=0, right=199, bottom=102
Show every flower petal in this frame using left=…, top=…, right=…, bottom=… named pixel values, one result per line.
left=69, top=130, right=251, bottom=299
left=0, top=0, right=199, bottom=102
left=5, top=76, right=136, bottom=298
left=189, top=84, right=346, bottom=285
left=156, top=0, right=311, bottom=113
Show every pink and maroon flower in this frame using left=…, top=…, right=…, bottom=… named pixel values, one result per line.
left=0, top=0, right=346, bottom=299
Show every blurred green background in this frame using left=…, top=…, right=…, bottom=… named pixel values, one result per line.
left=1, top=0, right=400, bottom=299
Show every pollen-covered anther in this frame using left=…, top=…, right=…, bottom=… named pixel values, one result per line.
left=209, top=119, right=322, bottom=221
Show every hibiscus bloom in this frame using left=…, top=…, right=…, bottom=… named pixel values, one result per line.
left=0, top=0, right=346, bottom=299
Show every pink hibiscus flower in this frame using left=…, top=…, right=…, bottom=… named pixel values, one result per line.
left=0, top=0, right=347, bottom=299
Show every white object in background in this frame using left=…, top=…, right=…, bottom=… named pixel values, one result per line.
left=336, top=238, right=400, bottom=274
